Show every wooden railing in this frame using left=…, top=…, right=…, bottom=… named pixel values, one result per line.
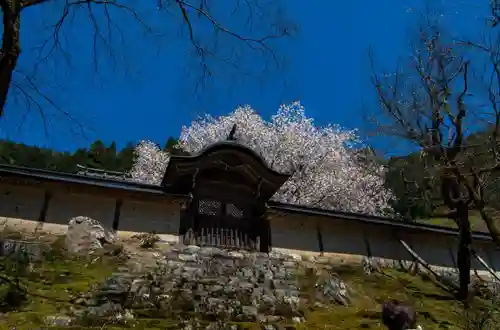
left=76, top=164, right=131, bottom=180
left=183, top=228, right=260, bottom=251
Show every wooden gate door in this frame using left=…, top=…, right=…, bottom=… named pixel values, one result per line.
left=183, top=198, right=260, bottom=251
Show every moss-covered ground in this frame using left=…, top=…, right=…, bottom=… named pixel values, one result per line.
left=0, top=234, right=494, bottom=329
left=297, top=265, right=468, bottom=329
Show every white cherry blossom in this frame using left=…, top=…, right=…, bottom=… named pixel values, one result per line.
left=129, top=140, right=170, bottom=185
left=129, top=102, right=393, bottom=216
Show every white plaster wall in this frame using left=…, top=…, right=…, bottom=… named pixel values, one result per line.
left=473, top=240, right=500, bottom=271
left=366, top=232, right=410, bottom=261
left=270, top=215, right=319, bottom=252
left=1, top=181, right=499, bottom=273
left=269, top=213, right=500, bottom=272
left=118, top=200, right=180, bottom=243
left=320, top=220, right=370, bottom=257
left=0, top=184, right=45, bottom=223
left=400, top=232, right=498, bottom=270
left=402, top=232, right=458, bottom=269
left=46, top=192, right=116, bottom=229
left=0, top=182, right=180, bottom=242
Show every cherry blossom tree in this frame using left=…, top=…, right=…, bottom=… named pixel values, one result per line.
left=129, top=140, right=170, bottom=186
left=129, top=102, right=393, bottom=216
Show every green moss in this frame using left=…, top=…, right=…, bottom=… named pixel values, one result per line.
left=0, top=251, right=117, bottom=329
left=298, top=266, right=470, bottom=329
left=0, top=237, right=493, bottom=329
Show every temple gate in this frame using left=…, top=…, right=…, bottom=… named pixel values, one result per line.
left=161, top=132, right=289, bottom=252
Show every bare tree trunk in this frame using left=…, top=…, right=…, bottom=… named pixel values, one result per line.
left=442, top=176, right=472, bottom=302
left=0, top=0, right=21, bottom=117
left=457, top=201, right=472, bottom=302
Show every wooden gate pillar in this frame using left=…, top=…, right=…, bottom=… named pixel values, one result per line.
left=258, top=217, right=271, bottom=253
left=178, top=197, right=196, bottom=244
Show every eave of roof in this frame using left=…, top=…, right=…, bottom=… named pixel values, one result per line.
left=167, top=141, right=292, bottom=178
left=0, top=164, right=493, bottom=242
left=0, top=164, right=173, bottom=196
left=161, top=141, right=291, bottom=191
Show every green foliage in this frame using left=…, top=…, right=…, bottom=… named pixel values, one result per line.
left=384, top=127, right=500, bottom=220
left=384, top=154, right=437, bottom=220
left=0, top=137, right=180, bottom=174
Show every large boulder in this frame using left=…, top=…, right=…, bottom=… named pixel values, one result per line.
left=65, top=216, right=115, bottom=254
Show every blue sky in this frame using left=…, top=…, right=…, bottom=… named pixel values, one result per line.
left=0, top=0, right=490, bottom=153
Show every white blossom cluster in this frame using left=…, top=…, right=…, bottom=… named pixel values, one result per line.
left=129, top=102, right=393, bottom=216
left=129, top=140, right=170, bottom=185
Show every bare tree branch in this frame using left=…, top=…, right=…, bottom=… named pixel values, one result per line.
left=0, top=0, right=296, bottom=130
left=367, top=19, right=500, bottom=301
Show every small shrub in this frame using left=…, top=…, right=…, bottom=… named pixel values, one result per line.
left=43, top=235, right=68, bottom=261
left=463, top=298, right=500, bottom=330
left=0, top=252, right=31, bottom=312
left=0, top=280, right=27, bottom=312
left=103, top=242, right=125, bottom=256
left=132, top=232, right=161, bottom=249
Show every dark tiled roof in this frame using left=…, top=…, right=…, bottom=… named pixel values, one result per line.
left=0, top=164, right=167, bottom=195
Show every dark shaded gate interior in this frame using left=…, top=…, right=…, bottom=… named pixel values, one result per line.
left=189, top=195, right=258, bottom=251
left=161, top=141, right=290, bottom=252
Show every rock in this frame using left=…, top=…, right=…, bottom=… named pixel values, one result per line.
left=127, top=259, right=145, bottom=273
left=182, top=245, right=201, bottom=254
left=315, top=274, right=351, bottom=305
left=96, top=274, right=132, bottom=302
left=263, top=324, right=277, bottom=330
left=0, top=239, right=44, bottom=261
left=130, top=278, right=148, bottom=294
left=72, top=244, right=359, bottom=326
left=178, top=253, right=198, bottom=261
left=287, top=253, right=303, bottom=262
left=65, top=216, right=115, bottom=254
left=313, top=256, right=331, bottom=264
left=228, top=251, right=245, bottom=259
left=258, top=314, right=281, bottom=323
left=242, top=305, right=258, bottom=319
left=115, top=309, right=134, bottom=323
left=45, top=315, right=72, bottom=327
left=82, top=302, right=123, bottom=319
left=74, top=297, right=88, bottom=306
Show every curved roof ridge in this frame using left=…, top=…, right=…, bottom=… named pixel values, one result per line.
left=173, top=140, right=291, bottom=178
